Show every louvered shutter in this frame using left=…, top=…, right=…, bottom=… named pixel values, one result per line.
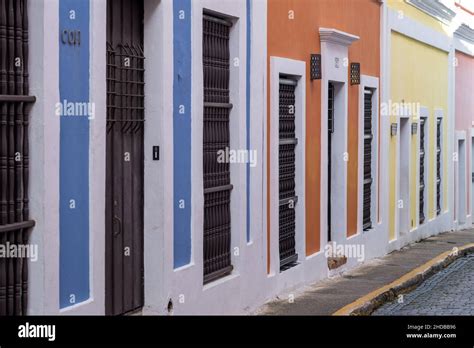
left=362, top=89, right=373, bottom=231
left=419, top=118, right=426, bottom=224
left=279, top=77, right=298, bottom=270
left=436, top=118, right=441, bottom=216
left=202, top=13, right=234, bottom=283
left=327, top=82, right=334, bottom=241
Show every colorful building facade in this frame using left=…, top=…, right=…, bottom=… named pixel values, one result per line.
left=0, top=0, right=472, bottom=316
left=384, top=0, right=454, bottom=251
left=265, top=0, right=385, bottom=292
left=453, top=0, right=474, bottom=229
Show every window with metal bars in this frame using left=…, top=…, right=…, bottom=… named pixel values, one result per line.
left=362, top=88, right=373, bottom=231
left=0, top=0, right=34, bottom=316
left=327, top=82, right=334, bottom=241
left=279, top=76, right=298, bottom=271
left=419, top=118, right=426, bottom=224
left=202, top=12, right=233, bottom=284
left=436, top=118, right=442, bottom=216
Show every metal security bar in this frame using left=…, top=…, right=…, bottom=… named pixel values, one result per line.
left=436, top=118, right=441, bottom=216
left=327, top=82, right=334, bottom=241
left=105, top=0, right=145, bottom=315
left=0, top=0, right=35, bottom=316
left=363, top=89, right=373, bottom=231
left=419, top=118, right=426, bottom=224
left=203, top=12, right=233, bottom=284
left=279, top=77, right=298, bottom=271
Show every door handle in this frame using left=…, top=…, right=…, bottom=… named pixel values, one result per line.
left=113, top=215, right=122, bottom=237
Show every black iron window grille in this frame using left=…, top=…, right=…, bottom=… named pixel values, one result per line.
left=436, top=118, right=442, bottom=216
left=350, top=62, right=360, bottom=85
left=0, top=0, right=35, bottom=316
left=202, top=12, right=233, bottom=284
left=106, top=44, right=145, bottom=133
left=362, top=88, right=373, bottom=231
left=419, top=118, right=426, bottom=224
left=310, top=54, right=321, bottom=80
left=279, top=76, right=298, bottom=271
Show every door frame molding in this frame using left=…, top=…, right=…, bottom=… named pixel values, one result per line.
left=268, top=56, right=306, bottom=277
left=319, top=27, right=358, bottom=249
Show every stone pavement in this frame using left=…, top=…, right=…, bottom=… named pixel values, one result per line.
left=257, top=229, right=474, bottom=315
left=374, top=253, right=474, bottom=315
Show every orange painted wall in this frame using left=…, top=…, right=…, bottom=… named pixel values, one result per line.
left=267, top=0, right=381, bottom=267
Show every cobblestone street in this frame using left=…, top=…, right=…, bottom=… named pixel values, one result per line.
left=374, top=254, right=474, bottom=316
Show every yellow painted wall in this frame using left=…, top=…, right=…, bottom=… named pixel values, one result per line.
left=389, top=31, right=449, bottom=240
left=387, top=0, right=452, bottom=36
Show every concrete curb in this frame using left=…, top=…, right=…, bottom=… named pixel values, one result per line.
left=333, top=243, right=474, bottom=316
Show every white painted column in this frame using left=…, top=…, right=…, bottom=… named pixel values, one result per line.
left=143, top=0, right=174, bottom=315
left=27, top=0, right=60, bottom=315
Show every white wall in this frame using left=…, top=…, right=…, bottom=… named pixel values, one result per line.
left=143, top=0, right=174, bottom=315
left=142, top=0, right=271, bottom=315
left=28, top=0, right=60, bottom=315
left=29, top=0, right=107, bottom=315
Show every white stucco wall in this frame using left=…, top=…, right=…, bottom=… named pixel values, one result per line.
left=29, top=0, right=107, bottom=315
left=143, top=0, right=174, bottom=314
left=28, top=0, right=60, bottom=315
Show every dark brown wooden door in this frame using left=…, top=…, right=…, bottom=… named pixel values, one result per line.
left=105, top=0, right=144, bottom=316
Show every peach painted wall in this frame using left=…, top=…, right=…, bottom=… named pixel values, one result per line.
left=267, top=0, right=381, bottom=265
left=455, top=51, right=474, bottom=132
left=455, top=51, right=474, bottom=216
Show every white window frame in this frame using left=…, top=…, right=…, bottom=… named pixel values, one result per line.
left=190, top=1, right=247, bottom=288
left=357, top=75, right=379, bottom=234
left=455, top=131, right=467, bottom=225
left=417, top=106, right=429, bottom=226
left=471, top=129, right=474, bottom=218
left=268, top=57, right=306, bottom=276
left=395, top=113, right=413, bottom=238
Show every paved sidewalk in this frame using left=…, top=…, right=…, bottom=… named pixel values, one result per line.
left=257, top=229, right=474, bottom=315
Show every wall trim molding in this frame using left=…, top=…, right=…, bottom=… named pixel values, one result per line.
left=454, top=35, right=474, bottom=56
left=388, top=8, right=451, bottom=53
left=319, top=27, right=359, bottom=46
left=455, top=24, right=474, bottom=43
left=405, top=0, right=456, bottom=25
